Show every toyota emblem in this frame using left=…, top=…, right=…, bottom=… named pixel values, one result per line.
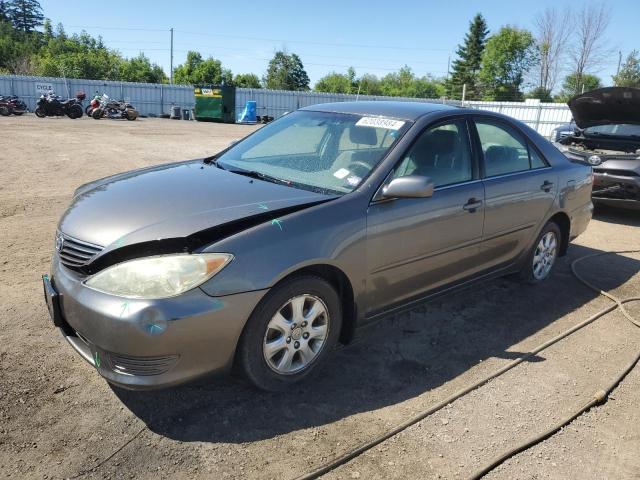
left=587, top=155, right=602, bottom=166
left=55, top=233, right=64, bottom=252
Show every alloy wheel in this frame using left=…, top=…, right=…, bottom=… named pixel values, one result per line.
left=532, top=231, right=558, bottom=280
left=262, top=294, right=329, bottom=375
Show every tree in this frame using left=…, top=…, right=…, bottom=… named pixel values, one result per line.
left=119, top=53, right=167, bottom=83
left=7, top=0, right=43, bottom=32
left=526, top=86, right=553, bottom=102
left=556, top=73, right=602, bottom=101
left=42, top=17, right=52, bottom=39
left=357, top=73, right=382, bottom=95
left=612, top=50, right=640, bottom=88
left=446, top=13, right=489, bottom=100
left=264, top=51, right=310, bottom=91
left=569, top=3, right=610, bottom=95
left=173, top=51, right=231, bottom=85
left=479, top=26, right=537, bottom=101
left=379, top=66, right=443, bottom=98
left=0, top=1, right=10, bottom=22
left=315, top=71, right=353, bottom=93
left=532, top=7, right=571, bottom=96
left=233, top=73, right=261, bottom=88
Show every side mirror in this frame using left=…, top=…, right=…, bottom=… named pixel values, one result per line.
left=382, top=175, right=434, bottom=199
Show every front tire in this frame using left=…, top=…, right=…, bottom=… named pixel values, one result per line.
left=92, top=108, right=103, bottom=120
left=520, top=221, right=561, bottom=283
left=34, top=107, right=46, bottom=118
left=0, top=106, right=10, bottom=116
left=237, top=275, right=342, bottom=391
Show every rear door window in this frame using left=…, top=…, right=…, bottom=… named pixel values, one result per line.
left=474, top=120, right=530, bottom=177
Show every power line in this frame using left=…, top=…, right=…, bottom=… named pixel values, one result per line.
left=65, top=24, right=452, bottom=52
left=113, top=47, right=449, bottom=75
left=66, top=24, right=166, bottom=32
left=112, top=44, right=450, bottom=68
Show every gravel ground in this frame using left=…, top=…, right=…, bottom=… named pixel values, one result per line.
left=1, top=115, right=639, bottom=480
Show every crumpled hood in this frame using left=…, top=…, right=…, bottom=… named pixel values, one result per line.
left=568, top=87, right=640, bottom=129
left=59, top=160, right=333, bottom=253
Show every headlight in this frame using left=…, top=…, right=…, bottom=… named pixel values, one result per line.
left=84, top=253, right=233, bottom=299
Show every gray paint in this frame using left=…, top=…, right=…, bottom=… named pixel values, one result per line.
left=49, top=102, right=593, bottom=389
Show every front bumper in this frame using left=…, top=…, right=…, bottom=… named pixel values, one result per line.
left=592, top=172, right=640, bottom=203
left=49, top=255, right=267, bottom=389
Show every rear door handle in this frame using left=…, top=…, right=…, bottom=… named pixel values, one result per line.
left=540, top=180, right=554, bottom=192
left=463, top=198, right=483, bottom=212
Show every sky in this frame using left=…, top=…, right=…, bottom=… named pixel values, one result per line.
left=39, top=0, right=639, bottom=89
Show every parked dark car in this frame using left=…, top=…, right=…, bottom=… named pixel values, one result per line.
left=550, top=121, right=577, bottom=143
left=553, top=87, right=640, bottom=208
left=43, top=101, right=593, bottom=391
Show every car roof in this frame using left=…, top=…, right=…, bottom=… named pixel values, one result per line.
left=300, top=101, right=457, bottom=121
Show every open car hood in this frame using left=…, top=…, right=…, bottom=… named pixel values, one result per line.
left=568, top=87, right=640, bottom=129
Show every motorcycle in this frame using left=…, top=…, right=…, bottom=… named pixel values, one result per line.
left=0, top=95, right=27, bottom=116
left=86, top=92, right=101, bottom=117
left=91, top=93, right=138, bottom=120
left=35, top=91, right=84, bottom=119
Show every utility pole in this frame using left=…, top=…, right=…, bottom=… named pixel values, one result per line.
left=461, top=83, right=466, bottom=106
left=615, top=50, right=623, bottom=81
left=170, top=27, right=174, bottom=85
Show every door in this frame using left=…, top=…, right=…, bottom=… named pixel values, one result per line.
left=472, top=117, right=558, bottom=268
left=365, top=118, right=485, bottom=316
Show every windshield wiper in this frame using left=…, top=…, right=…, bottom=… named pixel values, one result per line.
left=227, top=167, right=292, bottom=186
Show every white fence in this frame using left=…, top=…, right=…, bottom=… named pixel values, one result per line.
left=0, top=75, right=571, bottom=137
left=237, top=89, right=572, bottom=138
left=461, top=100, right=572, bottom=138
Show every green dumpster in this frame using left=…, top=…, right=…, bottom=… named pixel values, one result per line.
left=193, top=85, right=235, bottom=123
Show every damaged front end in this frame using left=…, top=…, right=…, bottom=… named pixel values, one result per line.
left=555, top=136, right=640, bottom=204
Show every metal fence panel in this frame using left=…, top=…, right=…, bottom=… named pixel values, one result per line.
left=234, top=89, right=571, bottom=137
left=0, top=74, right=195, bottom=116
left=1, top=75, right=572, bottom=137
left=461, top=100, right=572, bottom=138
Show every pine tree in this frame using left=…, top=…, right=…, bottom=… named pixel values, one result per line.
left=8, top=0, right=43, bottom=32
left=0, top=1, right=10, bottom=22
left=446, top=13, right=489, bottom=100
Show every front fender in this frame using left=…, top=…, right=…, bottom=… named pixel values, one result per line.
left=198, top=194, right=368, bottom=301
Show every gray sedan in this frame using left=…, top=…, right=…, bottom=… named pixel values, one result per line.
left=43, top=101, right=593, bottom=391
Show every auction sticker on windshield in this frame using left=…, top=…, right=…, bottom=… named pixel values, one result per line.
left=356, top=117, right=405, bottom=130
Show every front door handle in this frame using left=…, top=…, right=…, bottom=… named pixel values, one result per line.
left=540, top=180, right=554, bottom=192
left=463, top=198, right=483, bottom=212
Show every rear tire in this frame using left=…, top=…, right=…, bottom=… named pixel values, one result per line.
left=67, top=104, right=82, bottom=119
left=0, top=106, right=10, bottom=116
left=520, top=221, right=561, bottom=284
left=12, top=111, right=24, bottom=116
left=237, top=275, right=342, bottom=391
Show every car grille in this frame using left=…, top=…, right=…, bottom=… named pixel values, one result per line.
left=108, top=353, right=179, bottom=376
left=57, top=232, right=103, bottom=270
